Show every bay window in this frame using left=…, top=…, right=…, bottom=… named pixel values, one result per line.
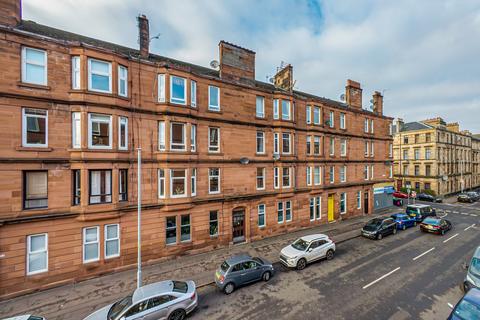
left=158, top=74, right=165, bottom=103
left=88, top=58, right=112, bottom=93
left=273, top=99, right=279, bottom=119
left=158, top=169, right=165, bottom=198
left=313, top=107, right=320, bottom=125
left=170, top=169, right=186, bottom=197
left=170, top=122, right=186, bottom=151
left=118, top=117, right=128, bottom=150
left=281, top=99, right=291, bottom=120
left=118, top=169, right=128, bottom=201
left=22, top=47, right=47, bottom=85
left=170, top=75, right=187, bottom=105
left=118, top=65, right=128, bottom=97
left=191, top=168, right=197, bottom=196
left=190, top=124, right=196, bottom=152
left=282, top=133, right=291, bottom=154
left=256, top=96, right=265, bottom=118
left=88, top=113, right=112, bottom=149
left=282, top=167, right=291, bottom=188
left=72, top=56, right=80, bottom=89
left=158, top=121, right=166, bottom=151
left=72, top=112, right=81, bottom=148
left=191, top=80, right=197, bottom=107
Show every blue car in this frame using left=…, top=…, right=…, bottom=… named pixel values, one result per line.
left=391, top=213, right=417, bottom=230
left=448, top=287, right=480, bottom=320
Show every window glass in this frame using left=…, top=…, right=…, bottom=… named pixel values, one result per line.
left=209, top=127, right=220, bottom=152
left=180, top=214, right=190, bottom=242
left=89, top=59, right=111, bottom=92
left=158, top=121, right=166, bottom=151
left=166, top=216, right=176, bottom=244
left=170, top=169, right=186, bottom=197
left=119, top=117, right=128, bottom=150
left=209, top=86, right=220, bottom=110
left=73, top=169, right=81, bottom=205
left=285, top=201, right=292, bottom=221
left=256, top=167, right=265, bottom=190
left=24, top=171, right=48, bottom=209
left=118, top=66, right=128, bottom=97
left=277, top=202, right=284, bottom=223
left=191, top=80, right=197, bottom=107
left=313, top=107, right=320, bottom=124
left=158, top=169, right=165, bottom=198
left=170, top=76, right=186, bottom=104
left=282, top=133, right=290, bottom=154
left=72, top=56, right=80, bottom=89
left=105, top=224, right=120, bottom=258
left=23, top=108, right=47, bottom=147
left=27, top=234, right=48, bottom=274
left=258, top=204, right=265, bottom=227
left=209, top=168, right=220, bottom=193
left=210, top=211, right=218, bottom=236
left=282, top=167, right=290, bottom=187
left=256, top=131, right=265, bottom=154
left=170, top=123, right=185, bottom=150
left=281, top=100, right=291, bottom=120
left=89, top=114, right=111, bottom=148
left=83, top=226, right=99, bottom=262
left=72, top=112, right=81, bottom=148
left=23, top=47, right=47, bottom=85
left=119, top=169, right=128, bottom=201
left=89, top=170, right=112, bottom=204
left=256, top=96, right=264, bottom=118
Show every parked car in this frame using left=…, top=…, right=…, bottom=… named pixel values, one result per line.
left=2, top=316, right=46, bottom=320
left=393, top=191, right=409, bottom=199
left=215, top=254, right=274, bottom=294
left=464, top=246, right=480, bottom=292
left=416, top=193, right=442, bottom=203
left=466, top=191, right=480, bottom=201
left=405, top=204, right=436, bottom=222
left=279, top=234, right=335, bottom=270
left=448, top=287, right=480, bottom=320
left=391, top=213, right=417, bottom=230
left=361, top=217, right=397, bottom=240
left=458, top=193, right=476, bottom=203
left=419, top=217, right=452, bottom=235
left=83, top=280, right=197, bottom=320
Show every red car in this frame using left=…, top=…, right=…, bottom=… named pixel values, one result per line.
left=393, top=191, right=409, bottom=199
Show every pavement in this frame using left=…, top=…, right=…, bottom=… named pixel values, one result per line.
left=0, top=206, right=401, bottom=320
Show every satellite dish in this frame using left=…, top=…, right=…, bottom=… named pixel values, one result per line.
left=239, top=157, right=249, bottom=165
left=339, top=94, right=346, bottom=102
left=210, top=60, right=219, bottom=69
left=370, top=99, right=374, bottom=104
left=269, top=77, right=274, bottom=84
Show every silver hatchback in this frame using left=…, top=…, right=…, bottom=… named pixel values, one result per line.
left=83, top=280, right=197, bottom=320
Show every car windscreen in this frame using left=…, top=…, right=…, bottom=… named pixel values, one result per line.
left=253, top=257, right=264, bottom=265
left=28, top=317, right=45, bottom=320
left=108, top=294, right=133, bottom=320
left=470, top=257, right=480, bottom=277
left=423, top=217, right=439, bottom=225
left=172, top=281, right=188, bottom=293
left=406, top=207, right=418, bottom=214
left=453, top=299, right=480, bottom=320
left=365, top=219, right=383, bottom=227
left=220, top=261, right=230, bottom=272
left=291, top=238, right=309, bottom=251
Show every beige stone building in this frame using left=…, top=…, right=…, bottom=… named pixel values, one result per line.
left=393, top=117, right=480, bottom=196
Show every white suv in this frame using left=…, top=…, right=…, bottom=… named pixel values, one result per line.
left=279, top=234, right=336, bottom=270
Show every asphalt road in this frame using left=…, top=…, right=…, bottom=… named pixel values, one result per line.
left=190, top=200, right=480, bottom=320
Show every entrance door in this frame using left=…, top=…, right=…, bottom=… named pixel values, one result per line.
left=328, top=195, right=335, bottom=222
left=232, top=209, right=245, bottom=243
left=364, top=191, right=369, bottom=214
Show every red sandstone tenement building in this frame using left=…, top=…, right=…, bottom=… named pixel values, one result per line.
left=0, top=0, right=393, bottom=299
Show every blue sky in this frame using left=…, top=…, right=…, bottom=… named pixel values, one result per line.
left=23, top=0, right=480, bottom=133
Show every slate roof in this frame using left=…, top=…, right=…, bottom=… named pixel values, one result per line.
left=11, top=20, right=366, bottom=112
left=392, top=121, right=431, bottom=133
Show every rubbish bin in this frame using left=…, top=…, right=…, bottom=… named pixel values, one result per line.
left=393, top=198, right=403, bottom=206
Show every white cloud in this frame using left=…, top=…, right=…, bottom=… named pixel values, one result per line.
left=22, top=0, right=480, bottom=132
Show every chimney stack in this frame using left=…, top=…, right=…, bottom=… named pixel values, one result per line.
left=372, top=91, right=383, bottom=115
left=137, top=14, right=149, bottom=59
left=219, top=41, right=256, bottom=85
left=0, top=0, right=21, bottom=27
left=274, top=64, right=294, bottom=92
left=345, top=79, right=362, bottom=108
left=395, top=118, right=404, bottom=133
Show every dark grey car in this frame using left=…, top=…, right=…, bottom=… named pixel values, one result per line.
left=214, top=254, right=274, bottom=294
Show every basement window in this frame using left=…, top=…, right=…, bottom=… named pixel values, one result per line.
left=83, top=226, right=99, bottom=263
left=88, top=58, right=112, bottom=93
left=105, top=224, right=120, bottom=258
left=27, top=233, right=48, bottom=275
left=22, top=47, right=47, bottom=86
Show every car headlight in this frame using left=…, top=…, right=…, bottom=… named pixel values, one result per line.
left=288, top=256, right=297, bottom=261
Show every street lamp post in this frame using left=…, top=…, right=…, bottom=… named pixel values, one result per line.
left=137, top=147, right=142, bottom=289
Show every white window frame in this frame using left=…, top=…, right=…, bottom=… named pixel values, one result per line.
left=341, top=139, right=347, bottom=156
left=282, top=167, right=291, bottom=188
left=190, top=124, right=196, bottom=152
left=273, top=99, right=279, bottom=119
left=22, top=108, right=48, bottom=148
left=104, top=224, right=120, bottom=259
left=364, top=165, right=369, bottom=180
left=191, top=168, right=197, bottom=196
left=340, top=113, right=346, bottom=129
left=371, top=165, right=374, bottom=180
left=258, top=204, right=266, bottom=227
left=256, top=167, right=265, bottom=190
left=364, top=141, right=369, bottom=157
left=357, top=191, right=362, bottom=209
left=315, top=196, right=321, bottom=220
left=118, top=116, right=128, bottom=150
left=158, top=169, right=165, bottom=198
left=364, top=118, right=369, bottom=133
left=314, top=166, right=321, bottom=185
left=87, top=113, right=112, bottom=149
left=277, top=202, right=284, bottom=224
left=170, top=122, right=186, bottom=151
left=26, top=233, right=48, bottom=275
left=191, top=80, right=197, bottom=107
left=340, top=166, right=346, bottom=183
left=274, top=167, right=279, bottom=189
left=83, top=226, right=100, bottom=263
left=71, top=56, right=80, bottom=89
left=158, top=74, right=166, bottom=103
left=256, top=131, right=265, bottom=154
left=329, top=166, right=335, bottom=184
left=170, top=169, right=187, bottom=198
left=273, top=133, right=280, bottom=155
left=170, top=75, right=187, bottom=105
left=389, top=143, right=393, bottom=157
left=22, top=47, right=47, bottom=86
left=309, top=198, right=315, bottom=221
left=72, top=112, right=81, bottom=148
left=371, top=141, right=374, bottom=157
left=208, top=85, right=220, bottom=111
left=329, top=111, right=334, bottom=128
left=306, top=166, right=312, bottom=186
left=208, top=127, right=220, bottom=153
left=370, top=119, right=374, bottom=133
left=340, top=193, right=347, bottom=214
left=256, top=96, right=265, bottom=118
left=158, top=121, right=166, bottom=151
left=285, top=200, right=292, bottom=222
left=389, top=165, right=393, bottom=178
left=208, top=168, right=220, bottom=194
left=281, top=99, right=291, bottom=121
left=87, top=58, right=112, bottom=94
left=306, top=105, right=311, bottom=124
left=313, top=136, right=320, bottom=155
left=313, top=107, right=320, bottom=125
left=282, top=133, right=291, bottom=155
left=118, top=65, right=128, bottom=97
left=329, top=137, right=335, bottom=156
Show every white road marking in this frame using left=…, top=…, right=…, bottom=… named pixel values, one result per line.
left=470, top=214, right=477, bottom=217
left=447, top=303, right=454, bottom=309
left=413, top=247, right=435, bottom=261
left=464, top=224, right=476, bottom=231
left=446, top=210, right=452, bottom=213
left=443, top=233, right=459, bottom=243
left=438, top=213, right=448, bottom=218
left=461, top=212, right=468, bottom=215
left=362, top=267, right=401, bottom=289
left=454, top=211, right=460, bottom=214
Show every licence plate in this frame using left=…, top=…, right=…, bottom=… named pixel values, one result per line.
left=215, top=271, right=221, bottom=280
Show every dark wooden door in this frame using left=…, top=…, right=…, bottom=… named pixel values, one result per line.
left=364, top=192, right=369, bottom=214
left=232, top=209, right=245, bottom=243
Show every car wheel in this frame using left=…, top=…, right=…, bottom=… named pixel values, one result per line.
left=224, top=282, right=235, bottom=295
left=296, top=258, right=307, bottom=270
left=168, top=309, right=186, bottom=320
left=326, top=249, right=335, bottom=260
left=377, top=233, right=383, bottom=240
left=402, top=225, right=406, bottom=230
left=262, top=271, right=271, bottom=282
left=393, top=228, right=397, bottom=235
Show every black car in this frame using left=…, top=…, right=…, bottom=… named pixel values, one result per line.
left=416, top=193, right=442, bottom=203
left=467, top=192, right=480, bottom=201
left=420, top=217, right=452, bottom=235
left=458, top=193, right=475, bottom=203
left=361, top=217, right=397, bottom=240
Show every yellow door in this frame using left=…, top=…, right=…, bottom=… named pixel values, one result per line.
left=328, top=195, right=335, bottom=222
